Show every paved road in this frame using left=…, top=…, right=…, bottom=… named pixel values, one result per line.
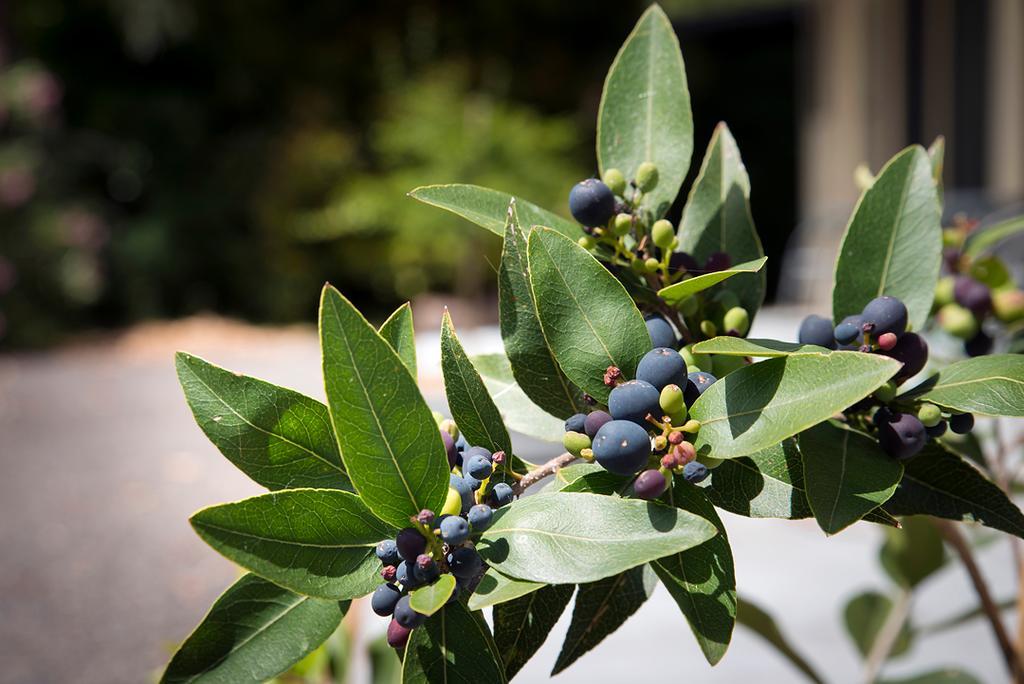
left=0, top=312, right=1014, bottom=683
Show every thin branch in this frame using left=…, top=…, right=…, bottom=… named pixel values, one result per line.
left=513, top=452, right=578, bottom=495
left=862, top=589, right=911, bottom=684
left=933, top=518, right=1024, bottom=682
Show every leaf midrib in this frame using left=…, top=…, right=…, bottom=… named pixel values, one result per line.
left=825, top=430, right=850, bottom=531
left=875, top=161, right=915, bottom=297
left=444, top=323, right=507, bottom=452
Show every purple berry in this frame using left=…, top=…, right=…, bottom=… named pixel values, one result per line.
left=440, top=429, right=459, bottom=469
left=387, top=619, right=411, bottom=649
left=396, top=528, right=426, bottom=562
left=584, top=410, right=613, bottom=438
left=953, top=276, right=992, bottom=315
left=634, top=469, right=667, bottom=499
left=877, top=412, right=927, bottom=460
left=394, top=595, right=426, bottom=629
left=881, top=332, right=929, bottom=383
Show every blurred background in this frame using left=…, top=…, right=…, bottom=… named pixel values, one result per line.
left=1, top=1, right=1023, bottom=682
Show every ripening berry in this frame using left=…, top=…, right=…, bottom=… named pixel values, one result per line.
left=861, top=296, right=908, bottom=337
left=439, top=516, right=470, bottom=545
left=564, top=413, right=587, bottom=434
left=877, top=411, right=927, bottom=461
left=704, top=252, right=732, bottom=273
left=682, top=461, right=710, bottom=484
left=602, top=168, right=627, bottom=195
left=440, top=429, right=460, bottom=469
left=645, top=314, right=678, bottom=349
left=371, top=583, right=402, bottom=617
left=877, top=332, right=898, bottom=351
left=394, top=595, right=427, bottom=629
left=684, top=371, right=718, bottom=407
left=387, top=619, right=412, bottom=649
left=938, top=303, right=978, bottom=340
left=917, top=403, right=942, bottom=428
left=563, top=430, right=592, bottom=457
left=637, top=347, right=688, bottom=391
left=950, top=413, right=975, bottom=434
left=592, top=420, right=652, bottom=475
left=569, top=178, right=616, bottom=227
left=376, top=539, right=402, bottom=567
left=993, top=289, right=1024, bottom=323
left=798, top=314, right=837, bottom=348
left=414, top=554, right=440, bottom=583
left=489, top=482, right=515, bottom=508
left=447, top=546, right=482, bottom=579
left=467, top=504, right=493, bottom=532
left=634, top=469, right=668, bottom=499
left=953, top=276, right=992, bottom=315
left=723, top=306, right=750, bottom=336
left=396, top=528, right=427, bottom=562
left=834, top=315, right=864, bottom=346
left=584, top=410, right=614, bottom=438
left=464, top=453, right=493, bottom=480
left=636, top=161, right=659, bottom=192
left=881, top=332, right=929, bottom=383
left=608, top=379, right=662, bottom=426
left=652, top=219, right=675, bottom=249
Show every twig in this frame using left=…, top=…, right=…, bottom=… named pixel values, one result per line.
left=933, top=518, right=1024, bottom=682
left=862, top=589, right=911, bottom=684
left=513, top=452, right=577, bottom=495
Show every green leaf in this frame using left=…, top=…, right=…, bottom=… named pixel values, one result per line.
left=190, top=489, right=395, bottom=600
left=597, top=4, right=692, bottom=218
left=161, top=574, right=347, bottom=684
left=319, top=285, right=449, bottom=528
left=527, top=227, right=650, bottom=403
left=844, top=591, right=912, bottom=659
left=928, top=135, right=945, bottom=204
left=691, top=352, right=900, bottom=460
left=499, top=202, right=586, bottom=419
left=471, top=353, right=565, bottom=444
left=964, top=214, right=1024, bottom=257
left=920, top=597, right=1017, bottom=636
left=884, top=442, right=1024, bottom=539
left=408, top=183, right=579, bottom=238
left=799, top=422, right=903, bottom=535
left=735, top=597, right=825, bottom=684
left=477, top=492, right=716, bottom=584
left=879, top=670, right=983, bottom=684
left=905, top=354, right=1024, bottom=417
left=378, top=302, right=416, bottom=378
left=655, top=483, right=736, bottom=665
left=402, top=602, right=507, bottom=684
left=552, top=565, right=658, bottom=675
left=441, top=311, right=512, bottom=455
left=175, top=353, right=350, bottom=492
left=879, top=516, right=945, bottom=588
left=409, top=574, right=456, bottom=617
left=657, top=257, right=767, bottom=307
left=546, top=462, right=607, bottom=491
left=559, top=470, right=631, bottom=495
left=676, top=123, right=765, bottom=314
left=692, top=336, right=830, bottom=358
left=832, top=145, right=942, bottom=331
left=494, top=583, right=574, bottom=679
left=468, top=568, right=545, bottom=611
left=701, top=440, right=812, bottom=518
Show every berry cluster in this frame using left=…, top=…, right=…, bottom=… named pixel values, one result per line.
left=798, top=295, right=975, bottom=460
left=371, top=420, right=508, bottom=649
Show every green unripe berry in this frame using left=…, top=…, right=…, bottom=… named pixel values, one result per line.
left=636, top=161, right=659, bottom=192
left=993, top=289, right=1024, bottom=323
left=563, top=430, right=592, bottom=458
left=934, top=276, right=955, bottom=308
left=651, top=219, right=675, bottom=249
left=441, top=487, right=463, bottom=517
left=679, top=296, right=699, bottom=317
left=917, top=402, right=942, bottom=428
left=578, top=235, right=597, bottom=250
left=711, top=353, right=747, bottom=378
left=612, top=213, right=633, bottom=237
left=723, top=307, right=750, bottom=336
left=873, top=380, right=897, bottom=403
left=700, top=319, right=717, bottom=338
left=938, top=303, right=978, bottom=340
left=680, top=345, right=713, bottom=373
left=630, top=257, right=647, bottom=274
left=644, top=257, right=660, bottom=273
left=942, top=227, right=963, bottom=248
left=602, top=168, right=627, bottom=196
left=659, top=383, right=687, bottom=424
left=712, top=289, right=740, bottom=311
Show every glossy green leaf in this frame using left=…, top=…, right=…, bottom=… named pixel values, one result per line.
left=319, top=285, right=448, bottom=528
left=879, top=515, right=945, bottom=588
left=441, top=311, right=512, bottom=455
left=552, top=565, right=657, bottom=675
left=677, top=123, right=765, bottom=314
left=559, top=470, right=631, bottom=495
left=832, top=145, right=942, bottom=331
left=409, top=574, right=456, bottom=617
left=656, top=483, right=736, bottom=665
left=527, top=227, right=651, bottom=403
left=844, top=591, right=912, bottom=659
left=161, top=574, right=347, bottom=684
left=657, top=257, right=767, bottom=307
left=378, top=302, right=416, bottom=378
left=884, top=442, right=1024, bottom=539
left=692, top=336, right=830, bottom=358
left=470, top=353, right=565, bottom=444
left=499, top=203, right=586, bottom=419
left=799, top=422, right=903, bottom=535
left=905, top=354, right=1024, bottom=416
left=477, top=492, right=716, bottom=584
left=176, top=353, right=350, bottom=492
left=494, top=583, right=574, bottom=679
left=964, top=214, right=1024, bottom=257
left=879, top=670, right=982, bottom=684
left=928, top=135, right=945, bottom=204
left=691, top=352, right=900, bottom=460
left=190, top=489, right=395, bottom=600
left=700, top=440, right=812, bottom=518
left=402, top=602, right=507, bottom=684
left=408, top=183, right=579, bottom=238
left=468, top=568, right=545, bottom=611
left=546, top=462, right=607, bottom=491
left=735, top=597, right=825, bottom=684
left=597, top=4, right=692, bottom=218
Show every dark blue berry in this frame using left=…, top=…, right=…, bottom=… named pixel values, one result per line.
left=954, top=276, right=992, bottom=315
left=464, top=475, right=483, bottom=491
left=467, top=504, right=493, bottom=532
left=447, top=546, right=482, bottom=579
left=925, top=421, right=947, bottom=438
left=488, top=482, right=514, bottom=508
left=449, top=474, right=475, bottom=513
left=861, top=296, right=908, bottom=337
left=683, top=371, right=718, bottom=407
left=394, top=595, right=427, bottom=629
left=569, top=178, right=616, bottom=227
left=440, top=429, right=459, bottom=469
left=414, top=554, right=440, bottom=583
left=834, top=321, right=861, bottom=346
left=881, top=332, right=928, bottom=382
left=950, top=413, right=975, bottom=434
left=645, top=314, right=678, bottom=349
left=395, top=560, right=421, bottom=589
left=877, top=411, right=926, bottom=460
left=636, top=347, right=687, bottom=391
left=455, top=434, right=468, bottom=453
left=564, top=413, right=587, bottom=434
left=798, top=314, right=838, bottom=349
left=439, top=515, right=470, bottom=545
left=462, top=446, right=492, bottom=462
left=592, top=420, right=651, bottom=476
left=964, top=331, right=993, bottom=357
left=371, top=583, right=402, bottom=616
left=633, top=469, right=667, bottom=499
left=608, top=379, right=661, bottom=426
left=683, top=461, right=709, bottom=483
left=464, top=453, right=493, bottom=480
left=375, top=539, right=401, bottom=567
left=584, top=410, right=613, bottom=438
left=396, top=528, right=426, bottom=562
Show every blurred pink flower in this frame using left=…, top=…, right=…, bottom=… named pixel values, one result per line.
left=60, top=209, right=109, bottom=250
